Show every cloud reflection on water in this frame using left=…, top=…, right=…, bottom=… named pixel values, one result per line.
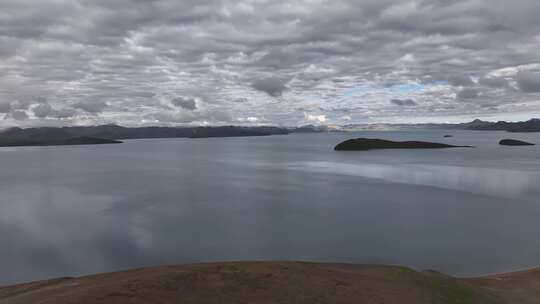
left=290, top=161, right=539, bottom=200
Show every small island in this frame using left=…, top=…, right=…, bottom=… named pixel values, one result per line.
left=499, top=139, right=535, bottom=146
left=334, top=138, right=471, bottom=151
left=0, top=137, right=122, bottom=147
left=444, top=135, right=453, bottom=138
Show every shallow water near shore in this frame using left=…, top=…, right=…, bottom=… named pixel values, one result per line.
left=1, top=130, right=540, bottom=285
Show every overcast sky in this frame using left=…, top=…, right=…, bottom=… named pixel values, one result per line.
left=1, top=0, right=540, bottom=127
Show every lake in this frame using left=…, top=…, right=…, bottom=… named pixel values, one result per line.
left=1, top=130, right=540, bottom=285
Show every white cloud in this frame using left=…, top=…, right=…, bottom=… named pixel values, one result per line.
left=304, top=113, right=327, bottom=124
left=238, top=116, right=259, bottom=123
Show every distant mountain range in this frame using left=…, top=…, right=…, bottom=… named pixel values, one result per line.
left=293, top=118, right=540, bottom=133
left=465, top=118, right=540, bottom=132
left=1, top=119, right=539, bottom=147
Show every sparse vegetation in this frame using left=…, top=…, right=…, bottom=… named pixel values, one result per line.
left=2, top=262, right=535, bottom=304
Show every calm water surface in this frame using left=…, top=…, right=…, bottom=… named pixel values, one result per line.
left=2, top=131, right=540, bottom=284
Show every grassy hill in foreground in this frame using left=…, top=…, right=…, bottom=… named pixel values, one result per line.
left=2, top=262, right=539, bottom=304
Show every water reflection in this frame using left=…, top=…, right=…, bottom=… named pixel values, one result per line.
left=291, top=161, right=540, bottom=199
left=1, top=131, right=540, bottom=285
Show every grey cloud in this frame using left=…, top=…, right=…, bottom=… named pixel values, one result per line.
left=478, top=76, right=508, bottom=88
left=32, top=103, right=76, bottom=119
left=256, top=50, right=302, bottom=70
left=9, top=110, right=29, bottom=120
left=448, top=75, right=474, bottom=87
left=74, top=100, right=108, bottom=113
left=52, top=108, right=77, bottom=119
left=35, top=97, right=48, bottom=104
left=252, top=77, right=288, bottom=97
left=232, top=98, right=248, bottom=103
left=390, top=99, right=417, bottom=106
left=171, top=97, right=197, bottom=111
left=516, top=71, right=540, bottom=93
left=146, top=107, right=232, bottom=124
left=10, top=100, right=32, bottom=110
left=32, top=104, right=55, bottom=118
left=147, top=111, right=198, bottom=124
left=457, top=88, right=479, bottom=99
left=0, top=102, right=11, bottom=113
left=1, top=0, right=540, bottom=127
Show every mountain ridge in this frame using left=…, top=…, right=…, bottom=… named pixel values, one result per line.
left=293, top=118, right=540, bottom=133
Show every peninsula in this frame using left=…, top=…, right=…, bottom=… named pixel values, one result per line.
left=0, top=125, right=289, bottom=147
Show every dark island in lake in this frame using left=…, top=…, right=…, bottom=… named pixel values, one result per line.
left=335, top=138, right=471, bottom=151
left=499, top=139, right=536, bottom=146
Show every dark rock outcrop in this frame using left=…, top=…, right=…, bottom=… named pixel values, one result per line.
left=334, top=138, right=471, bottom=151
left=499, top=139, right=535, bottom=146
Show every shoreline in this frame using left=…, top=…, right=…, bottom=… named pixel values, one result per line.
left=2, top=261, right=539, bottom=304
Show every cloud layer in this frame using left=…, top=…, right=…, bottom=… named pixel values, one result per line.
left=1, top=0, right=540, bottom=127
